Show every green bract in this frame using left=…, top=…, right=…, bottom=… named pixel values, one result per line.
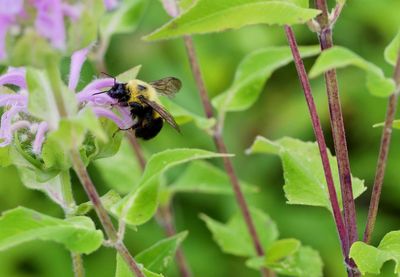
left=246, top=136, right=366, bottom=211
left=144, top=0, right=320, bottom=41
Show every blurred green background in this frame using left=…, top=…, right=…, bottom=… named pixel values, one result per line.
left=1, top=0, right=400, bottom=276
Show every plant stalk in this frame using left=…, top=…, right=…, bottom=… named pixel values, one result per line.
left=314, top=0, right=359, bottom=259
left=60, top=170, right=85, bottom=277
left=71, top=252, right=85, bottom=277
left=363, top=51, right=400, bottom=243
left=182, top=35, right=273, bottom=277
left=126, top=131, right=192, bottom=277
left=284, top=25, right=348, bottom=257
left=158, top=205, right=192, bottom=277
left=70, top=149, right=145, bottom=277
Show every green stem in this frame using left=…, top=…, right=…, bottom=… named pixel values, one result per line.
left=59, top=170, right=85, bottom=277
left=71, top=252, right=85, bottom=277
left=70, top=149, right=145, bottom=277
left=60, top=170, right=75, bottom=214
left=45, top=57, right=68, bottom=118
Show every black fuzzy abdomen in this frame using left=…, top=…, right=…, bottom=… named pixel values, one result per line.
left=135, top=117, right=163, bottom=140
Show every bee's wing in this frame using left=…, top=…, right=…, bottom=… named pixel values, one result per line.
left=149, top=77, right=182, bottom=97
left=138, top=95, right=181, bottom=133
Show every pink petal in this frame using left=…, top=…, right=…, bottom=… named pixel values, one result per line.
left=32, top=121, right=48, bottom=154
left=76, top=78, right=115, bottom=103
left=33, top=0, right=66, bottom=50
left=68, top=47, right=90, bottom=91
left=92, top=106, right=133, bottom=129
left=0, top=67, right=27, bottom=88
left=161, top=0, right=179, bottom=17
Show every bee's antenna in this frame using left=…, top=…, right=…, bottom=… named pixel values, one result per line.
left=101, top=72, right=116, bottom=85
left=93, top=90, right=108, bottom=96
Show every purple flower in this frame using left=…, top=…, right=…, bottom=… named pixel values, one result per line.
left=103, top=0, right=119, bottom=10
left=0, top=0, right=82, bottom=60
left=0, top=0, right=23, bottom=60
left=0, top=47, right=134, bottom=153
left=32, top=0, right=67, bottom=50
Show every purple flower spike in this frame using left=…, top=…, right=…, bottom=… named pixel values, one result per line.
left=69, top=47, right=90, bottom=91
left=104, top=0, right=119, bottom=10
left=32, top=121, right=48, bottom=154
left=0, top=67, right=27, bottom=88
left=0, top=0, right=24, bottom=15
left=33, top=0, right=66, bottom=50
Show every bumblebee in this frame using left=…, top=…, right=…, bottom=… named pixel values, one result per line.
left=95, top=76, right=182, bottom=140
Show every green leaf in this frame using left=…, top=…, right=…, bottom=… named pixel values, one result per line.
left=14, top=167, right=70, bottom=208
left=116, top=65, right=142, bottom=83
left=112, top=149, right=230, bottom=226
left=350, top=231, right=400, bottom=275
left=144, top=0, right=320, bottom=41
left=0, top=207, right=103, bottom=254
left=116, top=254, right=163, bottom=277
left=246, top=136, right=366, bottom=211
left=247, top=244, right=323, bottom=277
left=265, top=238, right=301, bottom=263
left=100, top=0, right=146, bottom=43
left=76, top=190, right=122, bottom=216
left=384, top=29, right=400, bottom=66
left=309, top=46, right=396, bottom=97
left=212, top=46, right=320, bottom=115
left=200, top=207, right=278, bottom=257
left=136, top=231, right=188, bottom=272
left=169, top=161, right=258, bottom=195
left=159, top=98, right=216, bottom=133
left=94, top=139, right=142, bottom=194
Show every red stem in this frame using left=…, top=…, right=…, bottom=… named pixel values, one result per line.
left=183, top=36, right=273, bottom=277
left=314, top=0, right=359, bottom=256
left=363, top=51, right=400, bottom=243
left=284, top=25, right=348, bottom=258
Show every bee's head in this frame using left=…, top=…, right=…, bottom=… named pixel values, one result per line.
left=107, top=82, right=129, bottom=100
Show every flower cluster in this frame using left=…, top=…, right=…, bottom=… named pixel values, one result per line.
left=0, top=0, right=119, bottom=60
left=0, top=46, right=133, bottom=154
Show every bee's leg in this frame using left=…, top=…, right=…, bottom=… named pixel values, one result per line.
left=112, top=119, right=143, bottom=138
